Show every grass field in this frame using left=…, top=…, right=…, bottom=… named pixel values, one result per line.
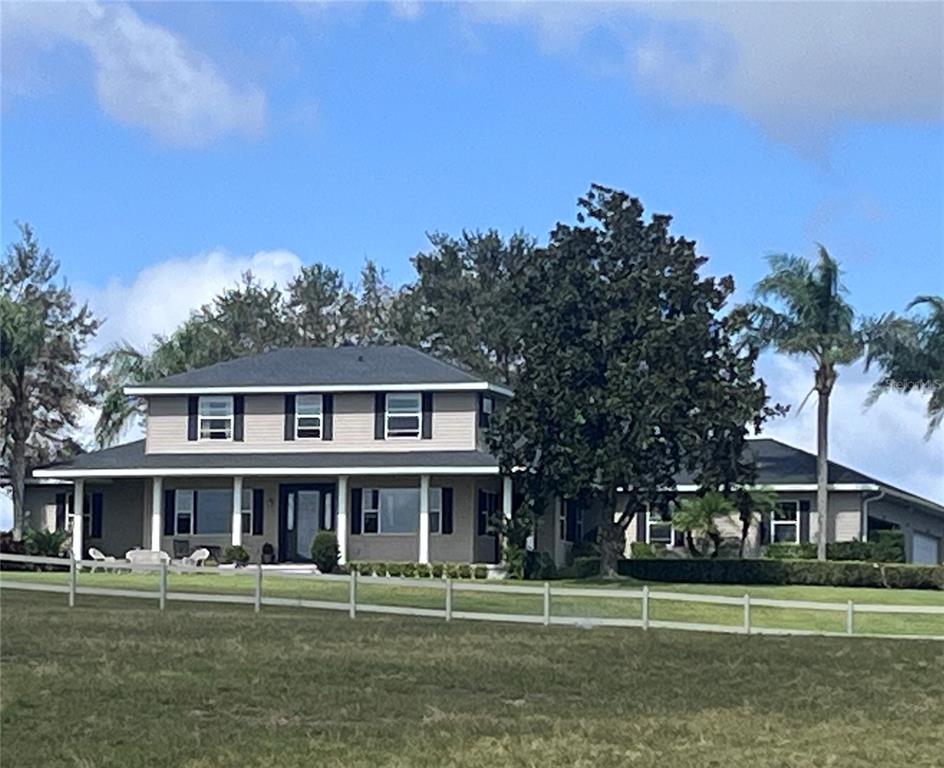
left=2, top=568, right=943, bottom=636
left=2, top=591, right=943, bottom=768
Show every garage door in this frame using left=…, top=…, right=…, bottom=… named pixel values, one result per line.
left=912, top=533, right=942, bottom=565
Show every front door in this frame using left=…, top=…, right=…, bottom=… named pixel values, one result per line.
left=279, top=483, right=335, bottom=562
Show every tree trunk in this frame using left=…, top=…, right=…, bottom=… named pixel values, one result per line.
left=598, top=520, right=626, bottom=577
left=10, top=438, right=26, bottom=541
left=815, top=367, right=833, bottom=562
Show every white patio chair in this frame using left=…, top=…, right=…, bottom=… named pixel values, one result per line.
left=88, top=547, right=117, bottom=573
left=126, top=549, right=170, bottom=571
left=184, top=548, right=211, bottom=568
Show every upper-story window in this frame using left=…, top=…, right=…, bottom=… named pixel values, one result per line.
left=295, top=394, right=323, bottom=439
left=479, top=394, right=495, bottom=428
left=385, top=392, right=421, bottom=438
left=198, top=396, right=233, bottom=440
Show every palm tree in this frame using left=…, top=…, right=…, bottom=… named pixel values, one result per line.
left=865, top=295, right=944, bottom=437
left=749, top=246, right=862, bottom=560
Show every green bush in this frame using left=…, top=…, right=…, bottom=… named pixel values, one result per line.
left=386, top=562, right=402, bottom=577
left=401, top=562, right=417, bottom=577
left=457, top=564, right=472, bottom=579
left=765, top=534, right=906, bottom=564
left=310, top=531, right=339, bottom=574
left=571, top=540, right=600, bottom=558
left=765, top=543, right=817, bottom=560
left=445, top=563, right=460, bottom=579
left=223, top=545, right=250, bottom=566
left=24, top=529, right=69, bottom=558
left=431, top=562, right=445, bottom=578
left=630, top=541, right=658, bottom=559
left=416, top=563, right=431, bottom=578
left=473, top=565, right=488, bottom=580
left=572, top=556, right=601, bottom=579
left=617, top=558, right=943, bottom=589
left=523, top=551, right=557, bottom=580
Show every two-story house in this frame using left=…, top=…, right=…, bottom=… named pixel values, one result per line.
left=21, top=346, right=944, bottom=566
left=25, top=347, right=513, bottom=566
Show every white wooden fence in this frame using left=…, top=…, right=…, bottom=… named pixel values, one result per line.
left=1, top=553, right=942, bottom=641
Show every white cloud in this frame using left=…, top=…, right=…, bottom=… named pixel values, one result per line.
left=759, top=355, right=944, bottom=505
left=465, top=1, right=944, bottom=146
left=81, top=248, right=303, bottom=352
left=2, top=1, right=266, bottom=146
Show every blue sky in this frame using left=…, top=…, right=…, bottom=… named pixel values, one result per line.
left=2, top=1, right=943, bottom=515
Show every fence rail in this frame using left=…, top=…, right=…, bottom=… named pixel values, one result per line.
left=1, top=553, right=941, bottom=641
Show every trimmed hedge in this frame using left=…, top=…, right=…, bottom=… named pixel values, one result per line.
left=618, top=558, right=944, bottom=590
left=765, top=531, right=906, bottom=564
left=348, top=561, right=487, bottom=579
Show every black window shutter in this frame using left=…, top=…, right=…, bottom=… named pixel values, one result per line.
left=565, top=500, right=577, bottom=542
left=673, top=528, right=685, bottom=548
left=187, top=397, right=199, bottom=441
left=192, top=491, right=199, bottom=534
left=233, top=395, right=245, bottom=441
left=477, top=490, right=487, bottom=535
left=477, top=393, right=487, bottom=428
left=90, top=493, right=103, bottom=539
left=635, top=509, right=646, bottom=542
left=442, top=487, right=454, bottom=535
left=284, top=394, right=296, bottom=441
left=55, top=494, right=66, bottom=530
left=350, top=488, right=362, bottom=534
left=799, top=500, right=812, bottom=543
left=374, top=393, right=385, bottom=439
left=760, top=511, right=771, bottom=545
left=252, top=489, right=264, bottom=536
left=163, top=489, right=175, bottom=536
left=322, top=394, right=333, bottom=441
left=421, top=392, right=433, bottom=439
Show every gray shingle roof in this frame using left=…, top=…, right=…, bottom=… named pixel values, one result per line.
left=35, top=440, right=498, bottom=472
left=676, top=437, right=889, bottom=486
left=133, top=346, right=489, bottom=389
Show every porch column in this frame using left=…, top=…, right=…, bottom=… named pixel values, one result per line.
left=71, top=478, right=85, bottom=561
left=501, top=476, right=513, bottom=565
left=150, top=477, right=163, bottom=551
left=418, top=474, right=431, bottom=565
left=231, top=476, right=244, bottom=547
left=337, top=475, right=349, bottom=565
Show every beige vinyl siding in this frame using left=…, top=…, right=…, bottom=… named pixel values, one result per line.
left=146, top=392, right=477, bottom=454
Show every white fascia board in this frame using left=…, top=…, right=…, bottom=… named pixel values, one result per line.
left=672, top=483, right=881, bottom=493
left=33, top=465, right=501, bottom=479
left=125, top=382, right=514, bottom=397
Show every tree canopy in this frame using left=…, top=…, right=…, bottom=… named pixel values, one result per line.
left=487, top=185, right=782, bottom=573
left=1, top=223, right=99, bottom=537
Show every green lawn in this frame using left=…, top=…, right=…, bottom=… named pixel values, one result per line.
left=2, top=591, right=943, bottom=768
left=2, top=568, right=943, bottom=636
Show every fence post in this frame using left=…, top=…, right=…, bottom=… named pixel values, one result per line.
left=68, top=557, right=77, bottom=608
left=846, top=600, right=854, bottom=635
left=349, top=569, right=357, bottom=619
left=254, top=564, right=263, bottom=614
left=743, top=593, right=751, bottom=635
left=445, top=577, right=453, bottom=622
left=543, top=581, right=551, bottom=627
left=641, top=585, right=649, bottom=630
left=159, top=561, right=167, bottom=612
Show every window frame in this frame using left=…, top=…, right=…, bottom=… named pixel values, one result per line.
left=174, top=489, right=195, bottom=535
left=198, top=395, right=234, bottom=441
left=385, top=392, right=422, bottom=439
left=479, top=490, right=498, bottom=535
left=771, top=500, right=801, bottom=544
left=240, top=488, right=253, bottom=535
left=295, top=394, right=323, bottom=439
left=359, top=487, right=421, bottom=535
left=479, top=394, right=495, bottom=428
left=646, top=509, right=675, bottom=548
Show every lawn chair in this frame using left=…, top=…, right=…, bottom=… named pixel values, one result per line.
left=88, top=547, right=118, bottom=573
left=126, top=549, right=170, bottom=571
left=184, top=548, right=210, bottom=568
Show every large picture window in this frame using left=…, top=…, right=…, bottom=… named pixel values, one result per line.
left=385, top=393, right=421, bottom=438
left=646, top=510, right=675, bottom=547
left=295, top=394, right=322, bottom=439
left=361, top=488, right=420, bottom=534
left=772, top=501, right=800, bottom=543
left=198, top=396, right=234, bottom=440
left=173, top=489, right=247, bottom=535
